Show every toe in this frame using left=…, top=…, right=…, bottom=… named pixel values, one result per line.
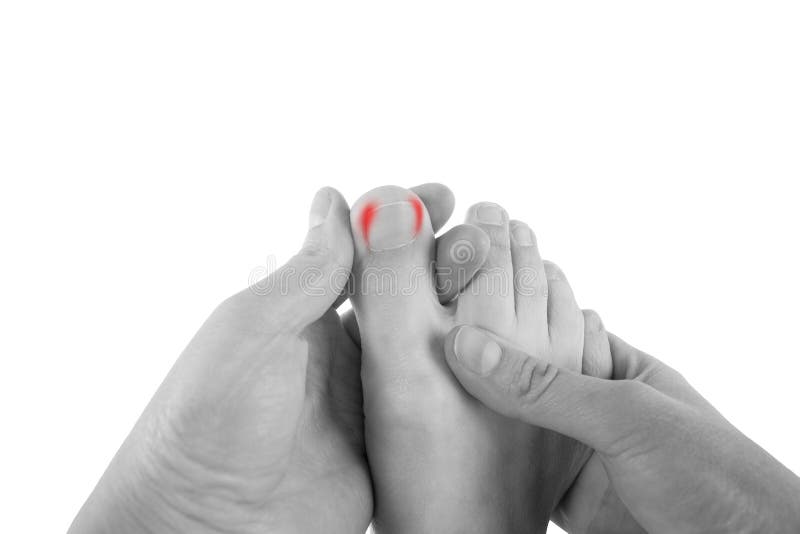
left=581, top=309, right=613, bottom=379
left=434, top=224, right=490, bottom=303
left=456, top=202, right=516, bottom=332
left=508, top=220, right=548, bottom=343
left=351, top=185, right=431, bottom=256
left=544, top=261, right=584, bottom=371
left=349, top=185, right=441, bottom=340
left=409, top=182, right=455, bottom=233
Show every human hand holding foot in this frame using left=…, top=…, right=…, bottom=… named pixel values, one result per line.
left=445, top=324, right=800, bottom=533
left=69, top=183, right=800, bottom=534
left=69, top=184, right=489, bottom=534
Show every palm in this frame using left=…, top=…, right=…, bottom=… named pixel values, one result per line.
left=259, top=308, right=370, bottom=534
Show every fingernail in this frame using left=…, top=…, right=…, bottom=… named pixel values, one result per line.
left=368, top=201, right=417, bottom=251
left=511, top=223, right=535, bottom=246
left=309, top=189, right=332, bottom=229
left=476, top=203, right=507, bottom=226
left=453, top=326, right=502, bottom=375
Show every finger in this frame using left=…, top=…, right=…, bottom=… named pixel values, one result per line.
left=435, top=224, right=490, bottom=302
left=242, top=187, right=354, bottom=330
left=444, top=325, right=658, bottom=453
left=410, top=182, right=455, bottom=234
left=341, top=308, right=360, bottom=348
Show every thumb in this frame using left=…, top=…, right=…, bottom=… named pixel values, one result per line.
left=259, top=187, right=354, bottom=329
left=444, top=325, right=654, bottom=453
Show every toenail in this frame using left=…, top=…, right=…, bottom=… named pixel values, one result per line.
left=476, top=203, right=507, bottom=226
left=511, top=224, right=535, bottom=246
left=454, top=326, right=502, bottom=375
left=367, top=201, right=418, bottom=251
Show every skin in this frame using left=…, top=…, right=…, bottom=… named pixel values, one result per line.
left=69, top=184, right=799, bottom=533
left=68, top=184, right=489, bottom=534
left=346, top=191, right=600, bottom=534
left=444, top=324, right=800, bottom=534
left=550, top=310, right=643, bottom=533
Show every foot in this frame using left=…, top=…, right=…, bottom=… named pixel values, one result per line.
left=349, top=187, right=611, bottom=533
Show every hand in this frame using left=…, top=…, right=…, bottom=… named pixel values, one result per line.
left=70, top=187, right=365, bottom=534
left=443, top=325, right=800, bottom=534
left=69, top=184, right=489, bottom=534
left=551, top=312, right=644, bottom=534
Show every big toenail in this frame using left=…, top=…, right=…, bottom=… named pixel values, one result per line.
left=511, top=224, right=535, bottom=246
left=367, top=201, right=418, bottom=251
left=476, top=204, right=507, bottom=226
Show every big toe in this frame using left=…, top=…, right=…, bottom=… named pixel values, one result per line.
left=349, top=185, right=441, bottom=343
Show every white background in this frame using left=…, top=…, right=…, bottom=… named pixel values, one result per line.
left=2, top=2, right=799, bottom=533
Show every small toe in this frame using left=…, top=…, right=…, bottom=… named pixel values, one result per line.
left=508, top=220, right=548, bottom=342
left=544, top=260, right=584, bottom=371
left=581, top=309, right=613, bottom=379
left=410, top=183, right=455, bottom=234
left=456, top=202, right=516, bottom=331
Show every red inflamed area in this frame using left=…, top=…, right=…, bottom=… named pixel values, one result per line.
left=359, top=196, right=423, bottom=247
left=410, top=196, right=423, bottom=236
left=359, top=201, right=379, bottom=246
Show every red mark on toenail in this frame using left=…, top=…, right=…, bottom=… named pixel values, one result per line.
left=410, top=196, right=423, bottom=236
left=360, top=201, right=379, bottom=246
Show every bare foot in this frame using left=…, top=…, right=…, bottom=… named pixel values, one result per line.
left=349, top=186, right=611, bottom=533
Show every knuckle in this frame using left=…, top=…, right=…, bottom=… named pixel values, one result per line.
left=505, top=357, right=559, bottom=409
